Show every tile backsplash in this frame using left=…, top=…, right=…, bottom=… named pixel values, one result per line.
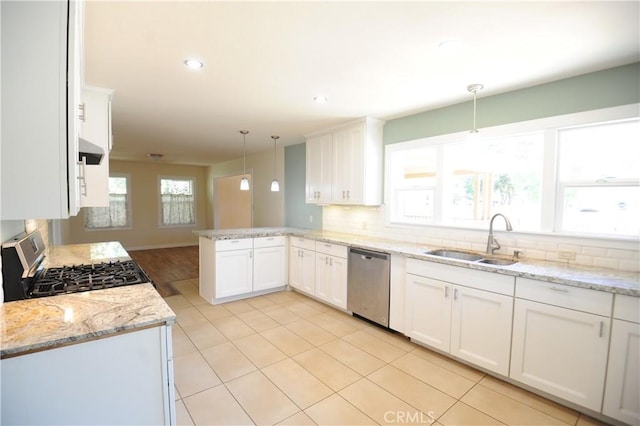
left=322, top=205, right=640, bottom=273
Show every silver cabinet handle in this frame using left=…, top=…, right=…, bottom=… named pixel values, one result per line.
left=347, top=190, right=350, bottom=199
left=445, top=287, right=449, bottom=298
left=78, top=103, right=85, bottom=122
left=454, top=288, right=459, bottom=301
left=599, top=321, right=604, bottom=338
left=550, top=287, right=569, bottom=293
left=76, top=157, right=87, bottom=195
left=330, top=258, right=333, bottom=266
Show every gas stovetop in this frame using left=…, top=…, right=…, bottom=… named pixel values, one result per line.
left=30, top=260, right=151, bottom=298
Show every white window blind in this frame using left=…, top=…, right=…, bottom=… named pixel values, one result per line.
left=85, top=176, right=131, bottom=229
left=160, top=177, right=195, bottom=226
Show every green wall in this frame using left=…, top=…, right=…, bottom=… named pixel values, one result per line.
left=284, top=142, right=322, bottom=229
left=284, top=63, right=640, bottom=227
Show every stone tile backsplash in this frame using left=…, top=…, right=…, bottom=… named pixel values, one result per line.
left=322, top=205, right=640, bottom=273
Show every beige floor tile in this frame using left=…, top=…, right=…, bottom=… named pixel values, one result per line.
left=245, top=295, right=278, bottom=310
left=264, top=306, right=303, bottom=325
left=172, top=279, right=199, bottom=294
left=183, top=384, right=253, bottom=425
left=182, top=291, right=208, bottom=306
left=181, top=322, right=227, bottom=350
left=175, top=399, right=194, bottom=426
left=233, top=333, right=288, bottom=368
left=342, top=329, right=407, bottom=363
left=277, top=411, right=317, bottom=425
left=339, top=378, right=426, bottom=425
left=285, top=319, right=338, bottom=346
left=368, top=365, right=456, bottom=419
left=309, top=313, right=359, bottom=337
left=439, top=401, right=505, bottom=426
left=164, top=294, right=193, bottom=310
left=174, top=351, right=221, bottom=397
left=293, top=348, right=362, bottom=391
left=576, top=414, right=611, bottom=426
left=392, top=353, right=475, bottom=399
left=479, top=375, right=579, bottom=425
left=284, top=301, right=324, bottom=318
left=210, top=316, right=256, bottom=340
left=237, top=310, right=281, bottom=333
left=326, top=310, right=371, bottom=330
left=461, top=385, right=571, bottom=425
left=261, top=326, right=314, bottom=356
left=174, top=306, right=210, bottom=328
left=200, top=341, right=257, bottom=382
left=304, top=394, right=376, bottom=426
left=263, top=358, right=333, bottom=409
left=196, top=303, right=234, bottom=321
left=175, top=385, right=181, bottom=400
left=363, top=326, right=420, bottom=352
left=264, top=291, right=300, bottom=305
left=410, top=346, right=485, bottom=382
left=320, top=339, right=386, bottom=376
left=227, top=370, right=299, bottom=425
left=172, top=325, right=199, bottom=357
left=224, top=299, right=257, bottom=315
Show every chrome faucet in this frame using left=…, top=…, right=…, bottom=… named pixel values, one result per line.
left=486, top=213, right=513, bottom=255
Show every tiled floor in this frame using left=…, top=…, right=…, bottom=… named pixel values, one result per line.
left=165, top=279, right=607, bottom=426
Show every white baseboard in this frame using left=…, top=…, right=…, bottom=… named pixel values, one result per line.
left=126, top=242, right=198, bottom=251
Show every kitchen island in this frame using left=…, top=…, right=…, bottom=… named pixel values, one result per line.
left=0, top=242, right=176, bottom=426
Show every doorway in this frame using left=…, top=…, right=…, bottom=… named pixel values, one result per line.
left=214, top=173, right=252, bottom=229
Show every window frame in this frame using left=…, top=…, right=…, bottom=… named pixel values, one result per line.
left=158, top=176, right=197, bottom=228
left=384, top=103, right=639, bottom=241
left=84, top=173, right=132, bottom=231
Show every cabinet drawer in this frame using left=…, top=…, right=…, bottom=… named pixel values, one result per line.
left=516, top=278, right=613, bottom=316
left=216, top=238, right=253, bottom=252
left=406, top=258, right=514, bottom=296
left=289, top=237, right=316, bottom=251
left=613, top=294, right=640, bottom=323
left=315, top=241, right=348, bottom=258
left=254, top=235, right=286, bottom=249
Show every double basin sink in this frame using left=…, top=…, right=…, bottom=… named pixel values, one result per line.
left=426, top=249, right=518, bottom=266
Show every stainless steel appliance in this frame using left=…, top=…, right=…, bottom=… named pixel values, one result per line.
left=347, top=247, right=390, bottom=327
left=1, top=230, right=151, bottom=302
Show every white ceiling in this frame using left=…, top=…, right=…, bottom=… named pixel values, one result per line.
left=83, top=1, right=640, bottom=166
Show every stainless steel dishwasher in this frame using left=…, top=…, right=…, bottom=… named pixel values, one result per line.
left=347, top=247, right=390, bottom=327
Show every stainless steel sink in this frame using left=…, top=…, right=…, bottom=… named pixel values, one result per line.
left=478, top=258, right=517, bottom=266
left=426, top=249, right=484, bottom=262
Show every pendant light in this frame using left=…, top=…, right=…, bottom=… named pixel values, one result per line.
left=239, top=130, right=250, bottom=191
left=270, top=135, right=280, bottom=192
left=467, top=83, right=484, bottom=141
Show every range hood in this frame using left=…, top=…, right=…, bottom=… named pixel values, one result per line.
left=78, top=137, right=104, bottom=165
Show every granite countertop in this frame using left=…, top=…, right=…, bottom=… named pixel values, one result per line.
left=196, top=227, right=640, bottom=296
left=1, top=242, right=176, bottom=358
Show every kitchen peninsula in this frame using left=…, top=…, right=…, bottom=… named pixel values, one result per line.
left=0, top=242, right=176, bottom=426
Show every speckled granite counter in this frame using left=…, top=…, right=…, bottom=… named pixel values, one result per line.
left=1, top=242, right=176, bottom=358
left=195, top=228, right=640, bottom=296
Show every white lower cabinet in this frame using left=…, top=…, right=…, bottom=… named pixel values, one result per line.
left=405, top=259, right=514, bottom=376
left=314, top=242, right=348, bottom=309
left=289, top=239, right=316, bottom=295
left=199, top=236, right=286, bottom=304
left=603, top=294, right=640, bottom=424
left=510, top=278, right=612, bottom=412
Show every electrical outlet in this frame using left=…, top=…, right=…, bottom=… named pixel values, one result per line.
left=558, top=250, right=576, bottom=260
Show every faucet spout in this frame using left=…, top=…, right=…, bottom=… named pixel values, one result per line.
left=486, top=213, right=513, bottom=254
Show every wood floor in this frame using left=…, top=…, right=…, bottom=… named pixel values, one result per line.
left=129, top=246, right=199, bottom=297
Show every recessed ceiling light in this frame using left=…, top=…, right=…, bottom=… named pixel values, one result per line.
left=438, top=39, right=462, bottom=51
left=313, top=95, right=328, bottom=104
left=184, top=59, right=204, bottom=69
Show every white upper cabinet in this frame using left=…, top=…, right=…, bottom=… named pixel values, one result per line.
left=80, top=87, right=114, bottom=207
left=306, top=117, right=384, bottom=206
left=1, top=0, right=84, bottom=219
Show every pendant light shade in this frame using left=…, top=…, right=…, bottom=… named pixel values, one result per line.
left=467, top=83, right=484, bottom=141
left=239, top=130, right=250, bottom=191
left=270, top=135, right=280, bottom=192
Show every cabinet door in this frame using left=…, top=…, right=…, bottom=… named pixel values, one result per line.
left=510, top=299, right=610, bottom=411
left=328, top=255, right=348, bottom=310
left=332, top=123, right=365, bottom=204
left=80, top=88, right=113, bottom=207
left=300, top=249, right=316, bottom=295
left=314, top=254, right=332, bottom=303
left=603, top=319, right=640, bottom=424
left=215, top=249, right=253, bottom=298
left=289, top=247, right=303, bottom=291
left=253, top=245, right=286, bottom=291
left=305, top=134, right=332, bottom=204
left=450, top=286, right=513, bottom=376
left=405, top=274, right=451, bottom=352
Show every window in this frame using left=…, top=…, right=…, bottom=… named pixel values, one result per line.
left=386, top=104, right=640, bottom=239
left=160, top=177, right=196, bottom=226
left=85, top=175, right=131, bottom=229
